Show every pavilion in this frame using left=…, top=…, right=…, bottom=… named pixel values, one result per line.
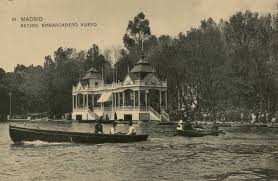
left=72, top=54, right=169, bottom=122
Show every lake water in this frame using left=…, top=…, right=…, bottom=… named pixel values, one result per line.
left=0, top=121, right=278, bottom=181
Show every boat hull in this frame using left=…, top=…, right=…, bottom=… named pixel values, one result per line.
left=157, top=122, right=175, bottom=125
left=9, top=125, right=148, bottom=144
left=231, top=124, right=268, bottom=128
left=176, top=129, right=223, bottom=137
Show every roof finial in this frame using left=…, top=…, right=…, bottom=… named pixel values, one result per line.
left=113, top=67, right=115, bottom=83
left=102, top=65, right=104, bottom=84
left=141, top=35, right=144, bottom=52
left=141, top=52, right=145, bottom=60
left=116, top=65, right=118, bottom=83
left=141, top=34, right=145, bottom=60
left=78, top=74, right=81, bottom=82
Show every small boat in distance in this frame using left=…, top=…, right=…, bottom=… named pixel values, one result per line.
left=176, top=129, right=225, bottom=137
left=9, top=125, right=148, bottom=144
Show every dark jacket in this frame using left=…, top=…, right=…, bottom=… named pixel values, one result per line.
left=95, top=124, right=103, bottom=134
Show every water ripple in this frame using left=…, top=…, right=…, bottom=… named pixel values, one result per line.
left=0, top=122, right=278, bottom=180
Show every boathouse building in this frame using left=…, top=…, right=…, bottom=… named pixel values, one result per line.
left=72, top=55, right=169, bottom=122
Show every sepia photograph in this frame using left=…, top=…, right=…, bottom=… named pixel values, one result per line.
left=0, top=0, right=278, bottom=180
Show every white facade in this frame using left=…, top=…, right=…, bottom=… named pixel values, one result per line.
left=72, top=57, right=169, bottom=122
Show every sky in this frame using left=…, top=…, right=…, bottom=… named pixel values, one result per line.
left=0, top=0, right=277, bottom=72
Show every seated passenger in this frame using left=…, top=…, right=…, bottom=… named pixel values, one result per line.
left=183, top=121, right=193, bottom=130
left=177, top=120, right=184, bottom=131
left=114, top=112, right=118, bottom=121
left=127, top=120, right=136, bottom=135
left=110, top=121, right=117, bottom=134
left=195, top=121, right=204, bottom=130
left=105, top=114, right=109, bottom=122
left=212, top=122, right=219, bottom=130
left=94, top=119, right=103, bottom=134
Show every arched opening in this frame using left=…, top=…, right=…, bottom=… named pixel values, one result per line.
left=124, top=89, right=134, bottom=106
left=77, top=93, right=83, bottom=108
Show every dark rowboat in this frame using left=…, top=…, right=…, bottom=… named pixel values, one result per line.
left=9, top=125, right=148, bottom=144
left=232, top=123, right=268, bottom=128
left=157, top=122, right=175, bottom=125
left=77, top=120, right=94, bottom=123
left=176, top=129, right=225, bottom=137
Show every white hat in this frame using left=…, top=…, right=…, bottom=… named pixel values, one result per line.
left=178, top=120, right=184, bottom=124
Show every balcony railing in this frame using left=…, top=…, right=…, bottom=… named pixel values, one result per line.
left=73, top=80, right=167, bottom=92
left=74, top=105, right=152, bottom=112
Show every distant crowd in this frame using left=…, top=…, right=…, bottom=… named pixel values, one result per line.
left=169, top=108, right=278, bottom=123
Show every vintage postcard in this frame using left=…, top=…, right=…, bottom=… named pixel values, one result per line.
left=0, top=0, right=278, bottom=180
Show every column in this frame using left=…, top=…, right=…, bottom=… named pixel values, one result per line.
left=159, top=90, right=162, bottom=109
left=83, top=94, right=85, bottom=109
left=118, top=92, right=120, bottom=107
left=77, top=95, right=79, bottom=108
left=75, top=95, right=77, bottom=109
left=112, top=92, right=115, bottom=110
left=92, top=94, right=94, bottom=110
left=165, top=91, right=167, bottom=108
left=112, top=92, right=114, bottom=112
left=123, top=91, right=125, bottom=106
left=86, top=93, right=89, bottom=108
left=114, top=93, right=116, bottom=110
left=145, top=90, right=148, bottom=111
left=72, top=95, right=74, bottom=111
left=138, top=90, right=140, bottom=110
left=133, top=90, right=135, bottom=108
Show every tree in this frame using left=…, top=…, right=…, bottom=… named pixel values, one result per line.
left=123, top=12, right=151, bottom=53
left=0, top=68, right=8, bottom=118
left=116, top=12, right=155, bottom=82
left=224, top=11, right=278, bottom=112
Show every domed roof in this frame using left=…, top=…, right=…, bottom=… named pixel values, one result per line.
left=130, top=54, right=155, bottom=73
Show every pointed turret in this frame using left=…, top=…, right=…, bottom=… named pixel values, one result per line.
left=82, top=67, right=102, bottom=80
left=81, top=67, right=102, bottom=87
left=129, top=53, right=155, bottom=80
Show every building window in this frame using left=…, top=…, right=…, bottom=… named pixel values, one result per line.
left=95, top=82, right=98, bottom=86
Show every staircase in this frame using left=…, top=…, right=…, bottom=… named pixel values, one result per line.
left=87, top=108, right=100, bottom=120
left=148, top=106, right=170, bottom=122
left=148, top=106, right=161, bottom=121
left=161, top=109, right=170, bottom=122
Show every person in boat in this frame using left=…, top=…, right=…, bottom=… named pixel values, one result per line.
left=183, top=121, right=193, bottom=130
left=177, top=120, right=184, bottom=131
left=271, top=117, right=277, bottom=123
left=194, top=121, right=204, bottom=130
left=240, top=112, right=244, bottom=122
left=114, top=112, right=118, bottom=121
left=212, top=121, right=219, bottom=130
left=110, top=121, right=118, bottom=134
left=94, top=118, right=103, bottom=134
left=251, top=112, right=256, bottom=124
left=105, top=115, right=109, bottom=122
left=127, top=120, right=136, bottom=135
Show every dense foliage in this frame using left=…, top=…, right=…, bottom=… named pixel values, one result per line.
left=1, top=11, right=278, bottom=119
